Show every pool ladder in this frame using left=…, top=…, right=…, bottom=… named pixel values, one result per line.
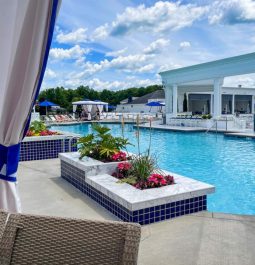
left=206, top=120, right=218, bottom=133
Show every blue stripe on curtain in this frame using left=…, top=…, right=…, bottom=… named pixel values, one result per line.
left=0, top=0, right=59, bottom=183
left=0, top=144, right=20, bottom=182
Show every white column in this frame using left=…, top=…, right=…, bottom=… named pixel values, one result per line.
left=178, top=93, right=184, bottom=113
left=213, top=78, right=223, bottom=118
left=232, top=94, right=235, bottom=114
left=251, top=96, right=254, bottom=114
left=210, top=94, right=213, bottom=114
left=173, top=84, right=178, bottom=117
left=164, top=86, right=173, bottom=114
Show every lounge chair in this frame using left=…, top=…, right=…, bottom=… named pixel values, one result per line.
left=54, top=115, right=65, bottom=122
left=106, top=114, right=112, bottom=120
left=0, top=211, right=141, bottom=265
left=44, top=116, right=52, bottom=123
left=68, top=114, right=76, bottom=121
left=49, top=115, right=57, bottom=122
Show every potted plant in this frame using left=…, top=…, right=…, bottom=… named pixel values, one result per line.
left=112, top=117, right=175, bottom=190
left=77, top=123, right=132, bottom=162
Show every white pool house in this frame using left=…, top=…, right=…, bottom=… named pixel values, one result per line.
left=160, top=53, right=255, bottom=126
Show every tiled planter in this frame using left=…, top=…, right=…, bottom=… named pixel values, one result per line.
left=59, top=152, right=125, bottom=177
left=20, top=134, right=79, bottom=161
left=60, top=152, right=215, bottom=225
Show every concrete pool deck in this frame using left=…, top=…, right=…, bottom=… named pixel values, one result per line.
left=18, top=159, right=255, bottom=265
left=138, top=122, right=248, bottom=134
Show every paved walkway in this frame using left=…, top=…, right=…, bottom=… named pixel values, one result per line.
left=18, top=159, right=255, bottom=265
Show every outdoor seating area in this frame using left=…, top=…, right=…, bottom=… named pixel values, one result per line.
left=15, top=158, right=255, bottom=265
left=41, top=112, right=163, bottom=124
left=44, top=114, right=76, bottom=123
left=0, top=210, right=141, bottom=265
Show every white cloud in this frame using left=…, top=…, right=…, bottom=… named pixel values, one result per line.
left=224, top=74, right=255, bottom=87
left=110, top=1, right=207, bottom=36
left=92, top=24, right=109, bottom=40
left=136, top=64, right=155, bottom=73
left=44, top=69, right=57, bottom=79
left=109, top=53, right=154, bottom=71
left=75, top=53, right=155, bottom=78
left=106, top=47, right=128, bottom=57
left=143, top=38, right=170, bottom=54
left=209, top=0, right=255, bottom=24
left=49, top=45, right=90, bottom=60
left=158, top=63, right=182, bottom=73
left=63, top=77, right=159, bottom=91
left=56, top=28, right=88, bottom=43
left=179, top=41, right=191, bottom=51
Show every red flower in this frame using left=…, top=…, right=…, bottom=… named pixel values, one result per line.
left=111, top=151, right=127, bottom=161
left=135, top=173, right=175, bottom=189
left=26, top=130, right=34, bottom=137
left=117, top=162, right=132, bottom=171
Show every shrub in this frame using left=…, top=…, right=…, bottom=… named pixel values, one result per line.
left=78, top=123, right=132, bottom=161
left=26, top=121, right=59, bottom=137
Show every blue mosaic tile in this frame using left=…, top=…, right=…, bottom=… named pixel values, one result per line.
left=20, top=138, right=77, bottom=161
left=61, top=160, right=208, bottom=225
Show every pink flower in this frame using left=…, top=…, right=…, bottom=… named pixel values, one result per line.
left=117, top=162, right=132, bottom=171
left=111, top=151, right=127, bottom=161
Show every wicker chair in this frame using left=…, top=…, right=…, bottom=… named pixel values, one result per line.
left=0, top=211, right=141, bottom=265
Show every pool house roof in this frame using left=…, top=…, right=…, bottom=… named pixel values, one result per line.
left=159, top=52, right=255, bottom=86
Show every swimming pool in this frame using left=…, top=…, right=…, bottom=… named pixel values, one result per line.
left=51, top=123, right=255, bottom=215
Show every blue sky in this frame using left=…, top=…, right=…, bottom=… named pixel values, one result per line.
left=43, top=0, right=255, bottom=90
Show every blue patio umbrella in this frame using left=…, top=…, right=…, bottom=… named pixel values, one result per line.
left=146, top=101, right=165, bottom=106
left=39, top=100, right=58, bottom=107
left=108, top=105, right=116, bottom=110
left=39, top=100, right=58, bottom=115
left=146, top=101, right=165, bottom=112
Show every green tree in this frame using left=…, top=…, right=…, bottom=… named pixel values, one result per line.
left=37, top=84, right=163, bottom=113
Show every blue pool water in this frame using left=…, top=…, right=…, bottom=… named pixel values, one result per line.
left=51, top=123, right=255, bottom=215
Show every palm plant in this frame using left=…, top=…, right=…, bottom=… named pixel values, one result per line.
left=29, top=121, right=46, bottom=134
left=77, top=123, right=132, bottom=161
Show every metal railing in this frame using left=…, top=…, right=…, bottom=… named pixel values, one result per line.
left=206, top=120, right=218, bottom=133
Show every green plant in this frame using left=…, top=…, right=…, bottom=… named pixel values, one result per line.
left=30, top=121, right=46, bottom=134
left=77, top=123, right=132, bottom=161
left=111, top=121, right=175, bottom=190
left=201, top=114, right=212, bottom=119
left=183, top=93, right=188, bottom=112
left=129, top=154, right=156, bottom=182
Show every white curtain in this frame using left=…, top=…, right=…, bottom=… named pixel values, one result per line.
left=0, top=0, right=60, bottom=212
left=82, top=105, right=88, bottom=112
left=97, top=105, right=104, bottom=114
left=87, top=105, right=93, bottom=120
left=73, top=105, right=77, bottom=113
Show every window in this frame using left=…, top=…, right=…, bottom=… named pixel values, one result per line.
left=222, top=94, right=232, bottom=114
left=234, top=95, right=252, bottom=114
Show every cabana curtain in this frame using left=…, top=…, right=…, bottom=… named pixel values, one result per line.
left=97, top=105, right=104, bottom=114
left=0, top=0, right=60, bottom=212
left=73, top=105, right=77, bottom=113
left=87, top=105, right=93, bottom=120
